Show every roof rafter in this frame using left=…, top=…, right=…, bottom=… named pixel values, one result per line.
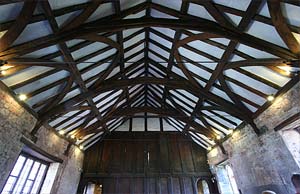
left=1, top=17, right=297, bottom=60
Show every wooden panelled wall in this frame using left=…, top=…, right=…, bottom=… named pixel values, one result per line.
left=78, top=132, right=219, bottom=194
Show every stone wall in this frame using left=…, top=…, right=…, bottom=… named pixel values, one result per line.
left=208, top=82, right=300, bottom=194
left=279, top=128, right=300, bottom=168
left=0, top=84, right=84, bottom=194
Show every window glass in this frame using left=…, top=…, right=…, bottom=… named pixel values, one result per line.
left=1, top=154, right=49, bottom=194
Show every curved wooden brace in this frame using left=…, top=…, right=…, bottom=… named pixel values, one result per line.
left=89, top=51, right=122, bottom=88
left=38, top=76, right=74, bottom=114
left=40, top=77, right=254, bottom=128
left=173, top=33, right=221, bottom=88
left=1, top=18, right=297, bottom=60
left=218, top=74, right=253, bottom=118
left=61, top=0, right=104, bottom=31
left=224, top=58, right=298, bottom=77
left=268, top=0, right=300, bottom=55
left=173, top=50, right=200, bottom=87
left=0, top=0, right=37, bottom=52
left=175, top=33, right=220, bottom=48
left=79, top=33, right=121, bottom=49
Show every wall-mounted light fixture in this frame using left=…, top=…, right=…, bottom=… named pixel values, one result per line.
left=18, top=94, right=27, bottom=101
left=267, top=95, right=275, bottom=102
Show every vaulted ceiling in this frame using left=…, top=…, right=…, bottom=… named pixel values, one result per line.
left=0, top=0, right=299, bottom=150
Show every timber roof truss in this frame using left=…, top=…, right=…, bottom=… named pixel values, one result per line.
left=0, top=0, right=299, bottom=150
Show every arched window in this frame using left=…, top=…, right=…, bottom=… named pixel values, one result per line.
left=225, top=165, right=239, bottom=194
left=262, top=190, right=276, bottom=194
left=197, top=179, right=210, bottom=194
left=214, top=162, right=239, bottom=194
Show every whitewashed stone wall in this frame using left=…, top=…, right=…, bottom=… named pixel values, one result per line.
left=0, top=85, right=84, bottom=194
left=208, top=82, right=300, bottom=194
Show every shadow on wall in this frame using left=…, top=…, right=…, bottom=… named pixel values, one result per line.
left=292, top=174, right=300, bottom=194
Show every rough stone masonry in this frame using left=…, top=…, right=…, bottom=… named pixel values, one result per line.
left=208, top=82, right=300, bottom=194
left=0, top=84, right=84, bottom=194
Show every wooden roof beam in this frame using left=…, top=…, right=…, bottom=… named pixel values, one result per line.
left=1, top=17, right=297, bottom=60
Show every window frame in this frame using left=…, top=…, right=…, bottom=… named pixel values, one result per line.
left=1, top=152, right=50, bottom=194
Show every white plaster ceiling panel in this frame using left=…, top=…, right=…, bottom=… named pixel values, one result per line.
left=151, top=27, right=176, bottom=39
left=178, top=47, right=212, bottom=63
left=92, top=91, right=113, bottom=103
left=124, top=43, right=144, bottom=58
left=226, top=81, right=266, bottom=106
left=228, top=54, right=245, bottom=62
left=195, top=78, right=206, bottom=87
left=171, top=66, right=188, bottom=80
left=123, top=28, right=143, bottom=38
left=224, top=13, right=242, bottom=26
left=0, top=0, right=298, bottom=150
left=149, top=42, right=170, bottom=59
left=149, top=33, right=172, bottom=49
left=61, top=88, right=81, bottom=103
left=148, top=52, right=167, bottom=64
left=188, top=3, right=216, bottom=22
left=86, top=118, right=98, bottom=128
left=15, top=70, right=69, bottom=94
left=210, top=38, right=231, bottom=46
left=85, top=3, right=115, bottom=23
left=281, top=2, right=300, bottom=26
left=26, top=85, right=63, bottom=107
left=106, top=66, right=121, bottom=79
left=96, top=90, right=122, bottom=109
left=126, top=52, right=144, bottom=63
left=48, top=0, right=89, bottom=10
left=99, top=98, right=119, bottom=114
left=49, top=110, right=80, bottom=126
left=120, top=0, right=145, bottom=11
left=81, top=63, right=110, bottom=81
left=202, top=110, right=236, bottom=129
left=236, top=44, right=278, bottom=58
left=258, top=1, right=271, bottom=18
left=242, top=101, right=258, bottom=113
left=1, top=66, right=53, bottom=87
left=0, top=2, right=23, bottom=23
left=210, top=86, right=233, bottom=103
left=170, top=90, right=196, bottom=108
left=124, top=10, right=146, bottom=19
left=56, top=110, right=91, bottom=130
left=23, top=45, right=60, bottom=59
left=163, top=119, right=177, bottom=131
left=246, top=21, right=288, bottom=49
left=66, top=39, right=85, bottom=48
left=152, top=0, right=182, bottom=11
left=71, top=42, right=111, bottom=60
left=150, top=9, right=178, bottom=19
left=124, top=32, right=145, bottom=48
left=55, top=11, right=81, bottom=28
left=241, top=66, right=290, bottom=87
left=213, top=0, right=251, bottom=11
left=224, top=69, right=278, bottom=94
left=185, top=63, right=212, bottom=81
left=13, top=21, right=53, bottom=46
left=115, top=120, right=130, bottom=131
left=187, top=40, right=225, bottom=59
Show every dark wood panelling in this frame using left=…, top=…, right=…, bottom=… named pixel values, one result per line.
left=83, top=132, right=210, bottom=175
left=79, top=132, right=216, bottom=194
